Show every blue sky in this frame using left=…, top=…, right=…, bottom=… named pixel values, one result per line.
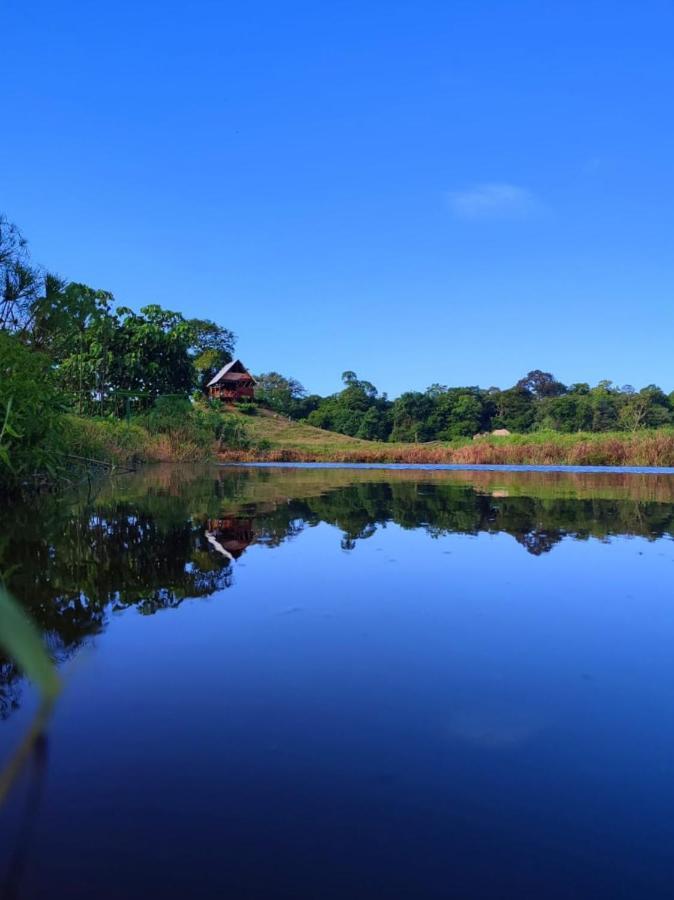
left=2, top=1, right=673, bottom=397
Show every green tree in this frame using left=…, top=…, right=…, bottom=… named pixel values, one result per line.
left=35, top=283, right=115, bottom=411
left=491, top=387, right=535, bottom=432
left=390, top=392, right=434, bottom=442
left=619, top=385, right=671, bottom=431
left=587, top=381, right=620, bottom=432
left=255, top=372, right=307, bottom=416
left=0, top=332, right=65, bottom=489
left=356, top=406, right=391, bottom=441
left=536, top=393, right=593, bottom=432
left=187, top=319, right=236, bottom=390
left=516, top=369, right=566, bottom=399
left=308, top=373, right=392, bottom=438
left=426, top=387, right=488, bottom=439
left=108, top=304, right=195, bottom=398
left=0, top=215, right=43, bottom=336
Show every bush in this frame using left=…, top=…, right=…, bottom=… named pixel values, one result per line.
left=236, top=401, right=257, bottom=415
left=62, top=416, right=148, bottom=464
left=216, top=415, right=251, bottom=449
left=141, top=396, right=193, bottom=435
left=136, top=399, right=252, bottom=456
left=0, top=333, right=66, bottom=489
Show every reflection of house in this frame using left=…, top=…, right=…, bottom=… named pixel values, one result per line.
left=206, top=518, right=255, bottom=560
left=207, top=360, right=257, bottom=402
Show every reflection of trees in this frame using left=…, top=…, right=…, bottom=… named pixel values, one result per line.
left=0, top=661, right=21, bottom=720
left=217, top=478, right=674, bottom=555
left=5, top=508, right=234, bottom=628
left=0, top=495, right=236, bottom=718
left=3, top=467, right=674, bottom=718
left=301, top=483, right=674, bottom=552
left=514, top=531, right=563, bottom=555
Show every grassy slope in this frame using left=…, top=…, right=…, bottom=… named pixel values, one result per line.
left=231, top=409, right=388, bottom=452
left=222, top=409, right=674, bottom=467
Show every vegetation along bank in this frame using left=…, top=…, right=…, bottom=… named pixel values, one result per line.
left=3, top=212, right=674, bottom=492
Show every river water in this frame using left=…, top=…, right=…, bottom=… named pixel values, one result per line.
left=2, top=464, right=674, bottom=898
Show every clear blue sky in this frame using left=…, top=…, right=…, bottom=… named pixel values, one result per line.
left=2, top=1, right=673, bottom=397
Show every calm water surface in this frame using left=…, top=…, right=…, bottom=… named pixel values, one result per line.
left=2, top=464, right=674, bottom=899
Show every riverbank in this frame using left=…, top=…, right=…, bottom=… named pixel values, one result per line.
left=62, top=414, right=216, bottom=466
left=16, top=410, right=674, bottom=490
left=220, top=411, right=674, bottom=467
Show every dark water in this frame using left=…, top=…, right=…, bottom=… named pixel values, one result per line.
left=2, top=464, right=674, bottom=899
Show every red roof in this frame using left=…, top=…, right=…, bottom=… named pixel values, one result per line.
left=219, top=372, right=254, bottom=382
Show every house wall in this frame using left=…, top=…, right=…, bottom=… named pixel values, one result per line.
left=209, top=384, right=255, bottom=401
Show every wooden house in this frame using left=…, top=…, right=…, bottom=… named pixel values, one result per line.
left=207, top=359, right=257, bottom=402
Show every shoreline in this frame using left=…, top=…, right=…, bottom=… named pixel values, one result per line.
left=217, top=426, right=674, bottom=468
left=218, top=461, right=674, bottom=475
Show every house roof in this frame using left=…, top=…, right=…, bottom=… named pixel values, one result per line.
left=219, top=372, right=251, bottom=381
left=206, top=359, right=257, bottom=388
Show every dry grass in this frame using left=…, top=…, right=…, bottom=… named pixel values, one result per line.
left=62, top=415, right=214, bottom=466
left=221, top=412, right=674, bottom=467
left=66, top=410, right=674, bottom=469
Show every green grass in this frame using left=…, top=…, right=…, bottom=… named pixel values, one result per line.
left=58, top=409, right=674, bottom=469
left=230, top=409, right=387, bottom=453
left=220, top=411, right=674, bottom=467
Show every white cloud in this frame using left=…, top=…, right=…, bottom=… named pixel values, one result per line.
left=448, top=182, right=540, bottom=220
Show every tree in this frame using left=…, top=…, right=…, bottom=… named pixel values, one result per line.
left=535, top=393, right=593, bottom=432
left=255, top=372, right=307, bottom=416
left=0, top=332, right=65, bottom=488
left=40, top=284, right=117, bottom=411
left=587, top=381, right=620, bottom=432
left=516, top=369, right=566, bottom=399
left=619, top=385, right=671, bottom=431
left=428, top=388, right=487, bottom=439
left=390, top=392, right=434, bottom=442
left=307, top=373, right=392, bottom=438
left=356, top=406, right=391, bottom=441
left=0, top=215, right=43, bottom=336
left=57, top=302, right=197, bottom=410
left=37, top=282, right=115, bottom=389
left=188, top=319, right=236, bottom=390
left=109, top=305, right=195, bottom=397
left=491, top=387, right=535, bottom=432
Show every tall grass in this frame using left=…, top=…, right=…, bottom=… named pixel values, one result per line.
left=62, top=407, right=251, bottom=467
left=219, top=430, right=674, bottom=467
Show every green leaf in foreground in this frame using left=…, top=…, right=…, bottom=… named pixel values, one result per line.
left=0, top=586, right=60, bottom=700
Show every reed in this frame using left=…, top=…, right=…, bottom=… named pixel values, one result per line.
left=219, top=431, right=674, bottom=467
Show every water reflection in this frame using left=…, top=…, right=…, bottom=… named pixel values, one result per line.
left=2, top=463, right=674, bottom=718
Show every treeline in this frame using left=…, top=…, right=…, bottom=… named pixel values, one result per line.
left=0, top=214, right=242, bottom=486
left=3, top=210, right=674, bottom=488
left=255, top=369, right=674, bottom=442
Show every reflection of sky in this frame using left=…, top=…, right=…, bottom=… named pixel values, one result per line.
left=4, top=520, right=674, bottom=896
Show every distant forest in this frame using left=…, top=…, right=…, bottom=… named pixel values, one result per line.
left=2, top=211, right=674, bottom=478
left=256, top=369, right=674, bottom=442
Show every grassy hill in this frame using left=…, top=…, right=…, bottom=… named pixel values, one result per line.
left=227, top=408, right=389, bottom=455
left=219, top=407, right=674, bottom=467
